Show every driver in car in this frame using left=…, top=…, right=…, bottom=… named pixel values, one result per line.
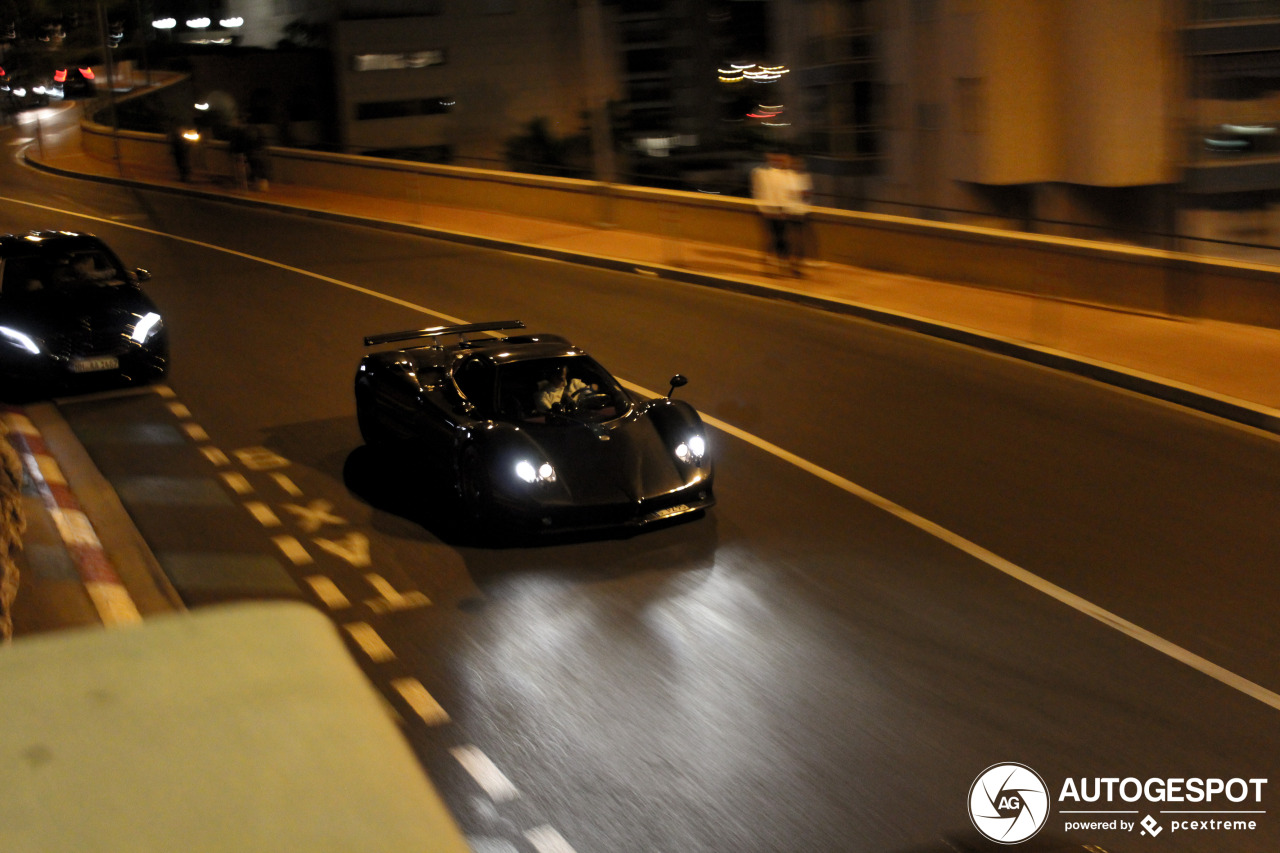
left=535, top=364, right=596, bottom=413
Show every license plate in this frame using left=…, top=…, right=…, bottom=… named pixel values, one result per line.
left=647, top=503, right=692, bottom=522
left=70, top=356, right=120, bottom=373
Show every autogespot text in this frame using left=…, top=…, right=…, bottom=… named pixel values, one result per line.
left=1059, top=777, right=1267, bottom=838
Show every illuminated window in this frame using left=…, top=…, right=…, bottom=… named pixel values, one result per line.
left=352, top=50, right=446, bottom=72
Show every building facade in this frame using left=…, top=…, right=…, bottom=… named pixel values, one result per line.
left=777, top=0, right=1186, bottom=244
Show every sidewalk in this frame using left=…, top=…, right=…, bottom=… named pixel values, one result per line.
left=21, top=115, right=1280, bottom=430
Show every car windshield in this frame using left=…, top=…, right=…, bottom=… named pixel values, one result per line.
left=458, top=355, right=627, bottom=424
left=1, top=248, right=128, bottom=299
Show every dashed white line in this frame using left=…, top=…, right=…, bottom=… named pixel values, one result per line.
left=167, top=402, right=191, bottom=418
left=304, top=575, right=351, bottom=610
left=220, top=472, right=253, bottom=495
left=245, top=501, right=282, bottom=527
left=199, top=446, right=231, bottom=467
left=271, top=472, right=304, bottom=497
left=392, top=677, right=451, bottom=726
left=182, top=423, right=209, bottom=441
left=450, top=745, right=520, bottom=802
left=344, top=621, right=396, bottom=662
left=272, top=534, right=313, bottom=565
left=525, top=825, right=578, bottom=853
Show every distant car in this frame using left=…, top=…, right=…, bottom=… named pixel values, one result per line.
left=55, top=67, right=97, bottom=100
left=1, top=76, right=51, bottom=111
left=0, top=231, right=168, bottom=396
left=355, top=321, right=714, bottom=536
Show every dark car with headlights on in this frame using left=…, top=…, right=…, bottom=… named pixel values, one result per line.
left=355, top=321, right=714, bottom=537
left=0, top=231, right=168, bottom=397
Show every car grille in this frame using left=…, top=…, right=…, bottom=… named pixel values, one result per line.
left=45, top=324, right=129, bottom=358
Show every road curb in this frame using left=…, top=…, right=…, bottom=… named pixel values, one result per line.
left=25, top=151, right=1280, bottom=438
left=1, top=403, right=183, bottom=625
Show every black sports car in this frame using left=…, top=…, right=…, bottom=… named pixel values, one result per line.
left=355, top=321, right=714, bottom=535
left=0, top=231, right=169, bottom=397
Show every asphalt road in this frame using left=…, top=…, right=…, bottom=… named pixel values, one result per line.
left=2, top=141, right=1278, bottom=853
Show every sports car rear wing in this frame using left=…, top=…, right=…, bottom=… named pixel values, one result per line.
left=363, top=320, right=526, bottom=348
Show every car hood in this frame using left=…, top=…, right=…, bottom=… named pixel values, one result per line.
left=514, top=411, right=694, bottom=504
left=1, top=286, right=155, bottom=340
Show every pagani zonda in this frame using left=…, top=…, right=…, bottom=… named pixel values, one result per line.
left=354, top=321, right=714, bottom=535
left=0, top=231, right=168, bottom=397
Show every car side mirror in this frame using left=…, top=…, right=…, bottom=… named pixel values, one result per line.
left=667, top=374, right=687, bottom=398
left=133, top=268, right=151, bottom=283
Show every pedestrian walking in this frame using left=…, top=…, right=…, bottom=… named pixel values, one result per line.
left=167, top=124, right=191, bottom=182
left=751, top=151, right=792, bottom=273
left=782, top=154, right=814, bottom=274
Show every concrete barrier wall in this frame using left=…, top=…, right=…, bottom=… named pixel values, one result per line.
left=79, top=121, right=1280, bottom=330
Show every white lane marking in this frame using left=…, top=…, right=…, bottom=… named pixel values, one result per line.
left=244, top=501, right=282, bottom=527
left=344, top=621, right=396, bottom=662
left=167, top=402, right=191, bottom=418
left=271, top=472, right=304, bottom=497
left=450, top=746, right=520, bottom=802
left=525, top=826, right=578, bottom=853
left=272, top=534, right=313, bottom=565
left=7, top=192, right=1272, bottom=711
left=182, top=423, right=209, bottom=441
left=670, top=392, right=1280, bottom=713
left=391, top=677, right=451, bottom=726
left=220, top=471, right=253, bottom=495
left=0, top=193, right=468, bottom=326
left=153, top=385, right=177, bottom=399
left=199, top=446, right=231, bottom=467
left=304, top=575, right=351, bottom=610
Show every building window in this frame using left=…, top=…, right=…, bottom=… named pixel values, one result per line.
left=356, top=97, right=453, bottom=121
left=352, top=50, right=446, bottom=72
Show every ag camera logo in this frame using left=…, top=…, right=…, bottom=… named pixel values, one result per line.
left=969, top=763, right=1051, bottom=844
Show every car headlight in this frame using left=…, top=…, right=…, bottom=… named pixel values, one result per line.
left=130, top=312, right=163, bottom=343
left=514, top=459, right=557, bottom=484
left=674, top=434, right=706, bottom=464
left=1, top=325, right=41, bottom=355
